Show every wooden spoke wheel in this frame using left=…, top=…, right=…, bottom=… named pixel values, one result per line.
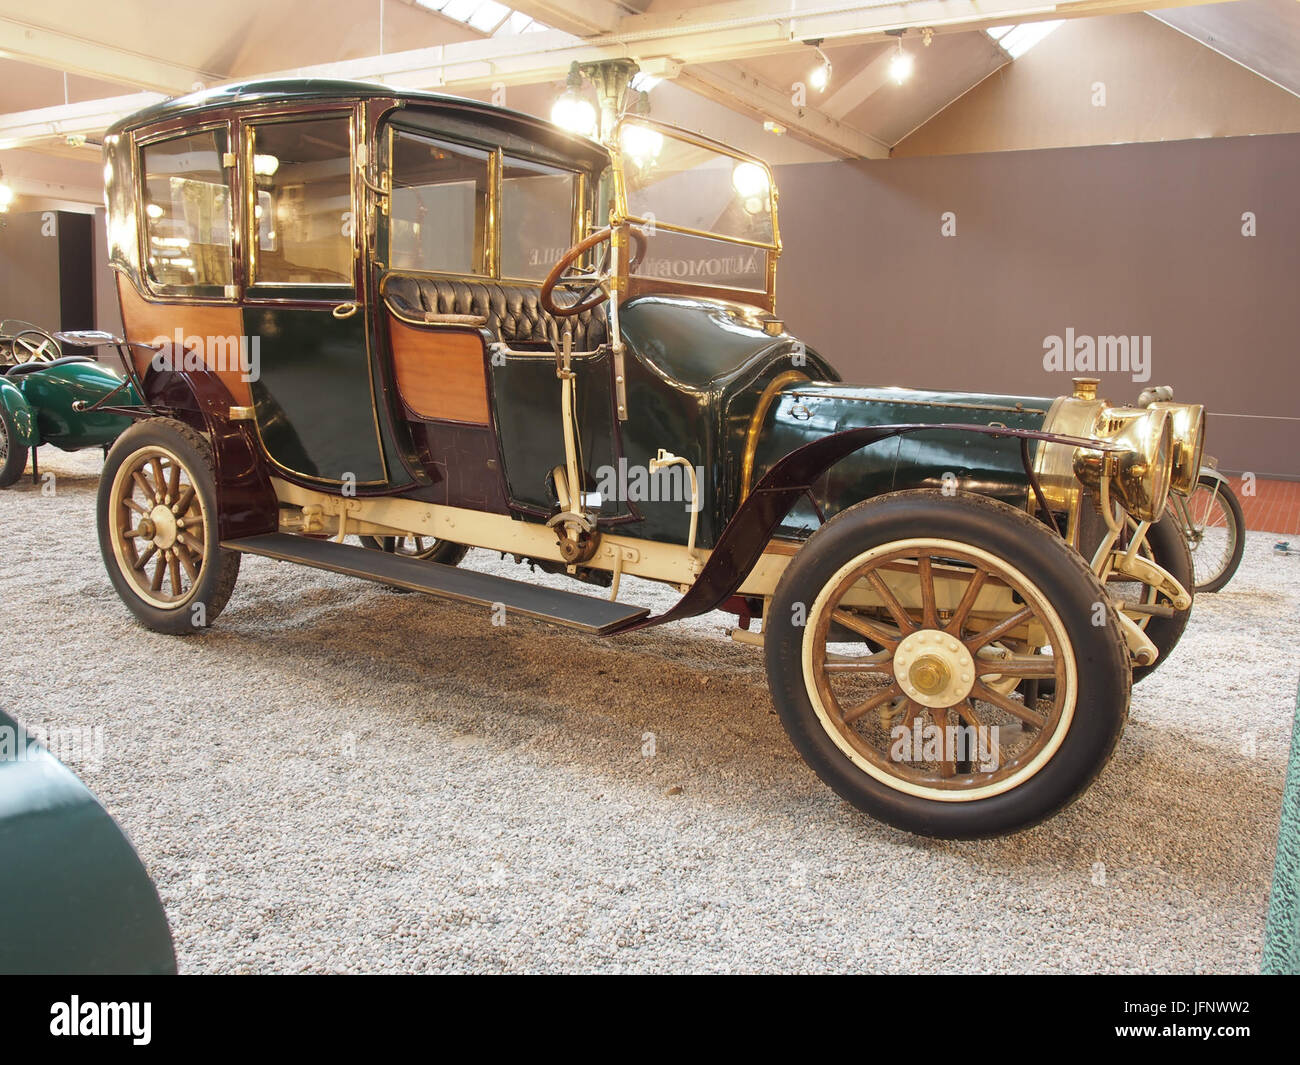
left=98, top=418, right=240, bottom=634
left=765, top=490, right=1130, bottom=838
left=360, top=533, right=466, bottom=565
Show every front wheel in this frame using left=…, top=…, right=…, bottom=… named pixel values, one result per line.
left=765, top=490, right=1131, bottom=839
left=97, top=418, right=240, bottom=635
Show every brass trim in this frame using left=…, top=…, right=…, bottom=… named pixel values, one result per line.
left=740, top=369, right=808, bottom=501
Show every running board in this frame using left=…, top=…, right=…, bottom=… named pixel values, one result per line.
left=221, top=533, right=650, bottom=635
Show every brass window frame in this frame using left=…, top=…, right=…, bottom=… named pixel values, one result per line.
left=134, top=120, right=238, bottom=302
left=382, top=122, right=586, bottom=288
left=242, top=107, right=360, bottom=295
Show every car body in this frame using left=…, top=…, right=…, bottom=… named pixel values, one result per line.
left=0, top=321, right=139, bottom=486
left=85, top=78, right=1206, bottom=837
left=0, top=708, right=175, bottom=974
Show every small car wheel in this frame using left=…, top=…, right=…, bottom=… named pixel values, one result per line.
left=1183, top=474, right=1246, bottom=594
left=359, top=534, right=467, bottom=566
left=0, top=403, right=27, bottom=487
left=765, top=490, right=1131, bottom=839
left=97, top=417, right=240, bottom=635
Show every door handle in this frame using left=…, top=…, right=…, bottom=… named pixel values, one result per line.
left=332, top=301, right=360, bottom=320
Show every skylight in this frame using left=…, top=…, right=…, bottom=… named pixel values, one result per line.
left=986, top=20, right=1065, bottom=59
left=416, top=0, right=552, bottom=35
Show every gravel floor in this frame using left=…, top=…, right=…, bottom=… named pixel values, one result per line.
left=2, top=447, right=1297, bottom=973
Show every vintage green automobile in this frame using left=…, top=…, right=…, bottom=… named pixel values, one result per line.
left=83, top=78, right=1205, bottom=838
left=0, top=708, right=175, bottom=974
left=0, top=320, right=138, bottom=486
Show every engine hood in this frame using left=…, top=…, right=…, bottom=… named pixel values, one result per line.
left=749, top=381, right=1054, bottom=535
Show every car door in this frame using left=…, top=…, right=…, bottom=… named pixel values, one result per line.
left=241, top=108, right=388, bottom=488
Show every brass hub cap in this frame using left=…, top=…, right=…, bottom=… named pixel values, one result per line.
left=893, top=629, right=975, bottom=708
left=149, top=504, right=178, bottom=549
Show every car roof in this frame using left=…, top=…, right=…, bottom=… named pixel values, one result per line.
left=106, top=77, right=609, bottom=169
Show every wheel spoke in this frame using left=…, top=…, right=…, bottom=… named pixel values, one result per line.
left=134, top=543, right=158, bottom=572
left=831, top=609, right=900, bottom=651
left=176, top=544, right=199, bottom=581
left=971, top=681, right=1047, bottom=730
left=177, top=530, right=204, bottom=555
left=945, top=567, right=988, bottom=636
left=865, top=571, right=918, bottom=634
left=150, top=554, right=166, bottom=592
left=841, top=683, right=903, bottom=725
left=966, top=605, right=1034, bottom=651
left=174, top=484, right=196, bottom=516
left=167, top=460, right=181, bottom=503
left=168, top=551, right=182, bottom=596
left=132, top=470, right=157, bottom=503
left=917, top=554, right=940, bottom=629
left=124, top=497, right=149, bottom=516
left=978, top=653, right=1056, bottom=678
left=823, top=651, right=894, bottom=674
left=930, top=706, right=957, bottom=778
left=150, top=458, right=168, bottom=498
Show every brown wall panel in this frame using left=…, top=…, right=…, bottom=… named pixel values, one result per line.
left=772, top=131, right=1300, bottom=478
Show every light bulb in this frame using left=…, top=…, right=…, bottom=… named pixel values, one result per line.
left=809, top=60, right=831, bottom=92
left=253, top=153, right=280, bottom=177
left=732, top=162, right=770, bottom=200
left=889, top=49, right=914, bottom=84
left=620, top=123, right=663, bottom=164
left=551, top=94, right=597, bottom=138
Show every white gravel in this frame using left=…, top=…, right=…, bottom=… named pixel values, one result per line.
left=2, top=447, right=1297, bottom=973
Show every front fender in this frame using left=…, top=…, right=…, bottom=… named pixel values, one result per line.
left=617, top=422, right=1125, bottom=633
left=0, top=377, right=37, bottom=447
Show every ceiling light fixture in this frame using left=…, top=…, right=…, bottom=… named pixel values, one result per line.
left=805, top=39, right=832, bottom=93
left=550, top=61, right=597, bottom=138
left=887, top=32, right=914, bottom=84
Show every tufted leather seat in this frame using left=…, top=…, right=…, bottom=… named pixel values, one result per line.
left=383, top=274, right=608, bottom=351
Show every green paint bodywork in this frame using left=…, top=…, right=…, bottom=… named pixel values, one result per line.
left=752, top=383, right=1054, bottom=536
left=1264, top=680, right=1300, bottom=974
left=0, top=360, right=136, bottom=451
left=245, top=307, right=388, bottom=485
left=0, top=709, right=175, bottom=974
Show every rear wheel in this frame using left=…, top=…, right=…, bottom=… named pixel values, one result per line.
left=97, top=418, right=240, bottom=635
left=765, top=490, right=1130, bottom=839
left=360, top=533, right=466, bottom=566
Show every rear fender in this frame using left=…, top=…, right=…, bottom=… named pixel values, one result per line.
left=140, top=365, right=278, bottom=541
left=0, top=377, right=37, bottom=447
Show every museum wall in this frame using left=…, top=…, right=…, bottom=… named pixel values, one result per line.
left=773, top=130, right=1300, bottom=478
left=893, top=12, right=1300, bottom=157
left=0, top=211, right=62, bottom=329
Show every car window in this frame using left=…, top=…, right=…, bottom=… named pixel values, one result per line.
left=248, top=115, right=354, bottom=287
left=140, top=128, right=233, bottom=294
left=390, top=131, right=489, bottom=275
left=499, top=160, right=576, bottom=281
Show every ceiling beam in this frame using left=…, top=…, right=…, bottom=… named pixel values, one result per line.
left=0, top=0, right=1236, bottom=151
left=678, top=62, right=889, bottom=158
left=505, top=0, right=629, bottom=36
left=0, top=16, right=216, bottom=96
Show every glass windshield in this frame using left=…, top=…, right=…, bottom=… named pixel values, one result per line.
left=615, top=119, right=776, bottom=295
left=617, top=120, right=775, bottom=247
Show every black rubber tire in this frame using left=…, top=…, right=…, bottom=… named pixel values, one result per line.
left=97, top=417, right=240, bottom=635
left=764, top=490, right=1131, bottom=839
left=359, top=534, right=467, bottom=566
left=0, top=402, right=27, bottom=487
left=1126, top=512, right=1194, bottom=685
left=1188, top=474, right=1246, bottom=594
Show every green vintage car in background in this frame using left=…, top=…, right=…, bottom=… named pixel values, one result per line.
left=79, top=78, right=1206, bottom=838
left=0, top=320, right=138, bottom=486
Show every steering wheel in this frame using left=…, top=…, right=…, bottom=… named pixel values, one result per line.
left=9, top=328, right=61, bottom=364
left=540, top=225, right=648, bottom=318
